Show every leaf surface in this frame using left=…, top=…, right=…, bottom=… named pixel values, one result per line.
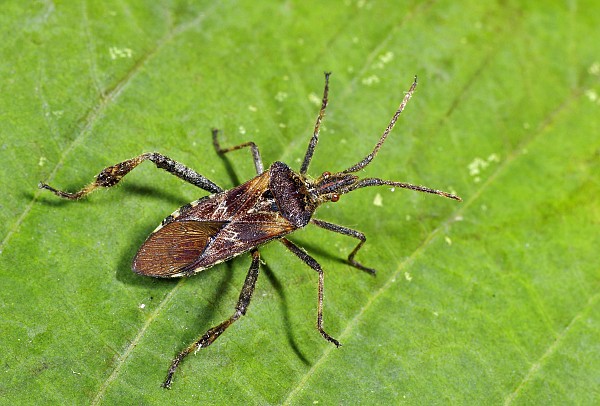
left=1, top=1, right=598, bottom=404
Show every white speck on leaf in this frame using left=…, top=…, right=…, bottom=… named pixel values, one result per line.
left=468, top=154, right=500, bottom=181
left=373, top=193, right=383, bottom=207
left=308, top=92, right=321, bottom=106
left=373, top=51, right=394, bottom=69
left=584, top=89, right=598, bottom=103
left=362, top=75, right=380, bottom=86
left=275, top=91, right=288, bottom=102
left=109, top=46, right=133, bottom=60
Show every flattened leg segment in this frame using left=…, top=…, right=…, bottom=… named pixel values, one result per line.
left=39, top=152, right=223, bottom=200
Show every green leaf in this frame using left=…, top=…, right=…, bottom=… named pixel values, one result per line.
left=1, top=1, right=598, bottom=404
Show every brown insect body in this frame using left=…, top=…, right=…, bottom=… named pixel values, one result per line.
left=133, top=161, right=356, bottom=278
left=39, top=74, right=461, bottom=388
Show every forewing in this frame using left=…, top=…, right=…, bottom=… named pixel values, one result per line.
left=192, top=212, right=296, bottom=270
left=177, top=170, right=271, bottom=222
left=132, top=169, right=298, bottom=277
left=132, top=220, right=227, bottom=277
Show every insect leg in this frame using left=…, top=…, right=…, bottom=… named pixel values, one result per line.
left=311, top=219, right=376, bottom=275
left=162, top=249, right=261, bottom=389
left=39, top=152, right=223, bottom=200
left=212, top=128, right=264, bottom=175
left=300, top=72, right=331, bottom=175
left=280, top=238, right=341, bottom=348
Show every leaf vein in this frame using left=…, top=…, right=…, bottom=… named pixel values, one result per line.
left=503, top=292, right=600, bottom=405
left=90, top=280, right=186, bottom=405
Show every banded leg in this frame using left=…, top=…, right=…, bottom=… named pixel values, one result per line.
left=280, top=238, right=341, bottom=347
left=162, top=249, right=261, bottom=389
left=39, top=152, right=223, bottom=200
left=311, top=219, right=375, bottom=275
left=212, top=128, right=264, bottom=175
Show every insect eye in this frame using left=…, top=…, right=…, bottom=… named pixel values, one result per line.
left=330, top=193, right=340, bottom=202
left=322, top=171, right=331, bottom=178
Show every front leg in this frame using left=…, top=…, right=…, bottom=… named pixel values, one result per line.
left=39, top=152, right=223, bottom=200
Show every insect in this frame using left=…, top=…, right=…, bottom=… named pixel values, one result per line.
left=39, top=73, right=461, bottom=388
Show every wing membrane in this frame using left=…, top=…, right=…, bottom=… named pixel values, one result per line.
left=132, top=220, right=227, bottom=277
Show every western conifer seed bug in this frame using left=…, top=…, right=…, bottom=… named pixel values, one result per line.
left=39, top=74, right=461, bottom=388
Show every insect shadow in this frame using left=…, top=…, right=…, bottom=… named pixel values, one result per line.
left=261, top=259, right=311, bottom=366
left=39, top=73, right=461, bottom=388
left=214, top=137, right=311, bottom=364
